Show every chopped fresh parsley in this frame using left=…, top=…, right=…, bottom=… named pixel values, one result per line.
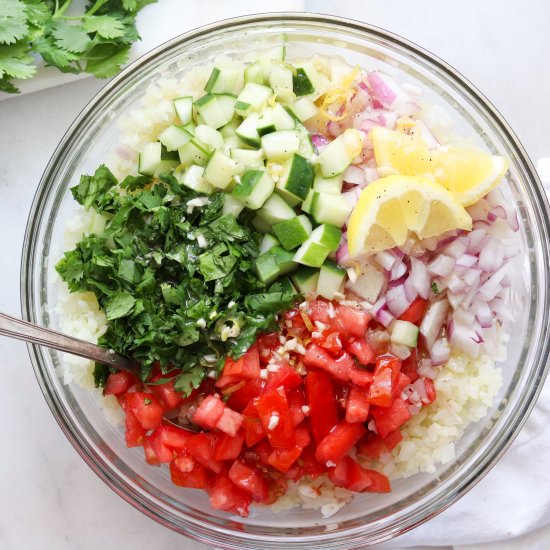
left=431, top=282, right=440, bottom=295
left=0, top=0, right=154, bottom=94
left=56, top=165, right=299, bottom=395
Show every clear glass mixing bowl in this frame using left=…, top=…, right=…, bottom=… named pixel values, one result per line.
left=21, top=13, right=550, bottom=549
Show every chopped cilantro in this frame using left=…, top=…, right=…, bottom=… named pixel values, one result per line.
left=57, top=165, right=300, bottom=395
left=431, top=282, right=440, bottom=295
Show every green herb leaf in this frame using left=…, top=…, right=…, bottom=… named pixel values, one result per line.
left=0, top=0, right=28, bottom=45
left=82, top=15, right=126, bottom=39
left=85, top=44, right=130, bottom=78
left=0, top=43, right=36, bottom=79
left=174, top=366, right=206, bottom=394
left=104, top=291, right=136, bottom=320
left=51, top=20, right=92, bottom=53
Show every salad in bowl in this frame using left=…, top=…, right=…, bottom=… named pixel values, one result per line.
left=23, top=15, right=550, bottom=549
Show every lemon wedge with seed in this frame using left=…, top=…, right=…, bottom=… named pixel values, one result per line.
left=347, top=175, right=472, bottom=257
left=371, top=126, right=509, bottom=206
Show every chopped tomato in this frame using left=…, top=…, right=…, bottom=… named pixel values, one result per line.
left=346, top=339, right=376, bottom=365
left=220, top=345, right=261, bottom=381
left=264, top=362, right=302, bottom=392
left=229, top=460, right=270, bottom=502
left=345, top=386, right=370, bottom=423
left=368, top=368, right=394, bottom=407
left=104, top=372, right=138, bottom=396
left=356, top=432, right=386, bottom=460
left=215, top=407, right=243, bottom=437
left=142, top=436, right=160, bottom=466
left=300, top=445, right=325, bottom=478
left=148, top=370, right=183, bottom=410
left=226, top=378, right=264, bottom=412
left=170, top=459, right=209, bottom=489
left=423, top=378, right=437, bottom=404
left=307, top=298, right=334, bottom=326
left=207, top=474, right=252, bottom=517
left=334, top=304, right=371, bottom=338
left=126, top=392, right=164, bottom=430
left=374, top=354, right=402, bottom=381
left=250, top=439, right=273, bottom=466
left=398, top=297, right=428, bottom=325
left=394, top=372, right=412, bottom=398
left=124, top=410, right=146, bottom=447
left=401, top=348, right=420, bottom=382
left=362, top=469, right=391, bottom=493
left=382, top=429, right=403, bottom=451
left=255, top=388, right=295, bottom=448
left=304, top=371, right=338, bottom=445
left=187, top=433, right=223, bottom=473
left=303, top=344, right=354, bottom=381
left=349, top=367, right=374, bottom=388
left=267, top=423, right=311, bottom=473
left=370, top=398, right=412, bottom=438
left=287, top=387, right=306, bottom=426
left=328, top=456, right=373, bottom=492
left=256, top=332, right=280, bottom=360
left=242, top=402, right=266, bottom=447
left=315, top=421, right=366, bottom=465
left=191, top=394, right=226, bottom=430
left=213, top=432, right=245, bottom=461
left=313, top=331, right=343, bottom=355
left=149, top=423, right=193, bottom=463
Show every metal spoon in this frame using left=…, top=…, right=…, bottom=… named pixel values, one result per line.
left=0, top=311, right=198, bottom=431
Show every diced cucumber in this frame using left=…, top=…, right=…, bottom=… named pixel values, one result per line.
left=272, top=102, right=295, bottom=131
left=301, top=189, right=315, bottom=214
left=160, top=144, right=179, bottom=161
left=256, top=193, right=297, bottom=226
left=252, top=215, right=273, bottom=233
left=230, top=148, right=265, bottom=168
left=195, top=94, right=233, bottom=129
left=260, top=45, right=286, bottom=62
left=178, top=139, right=210, bottom=166
left=182, top=122, right=196, bottom=135
left=287, top=97, right=318, bottom=122
left=235, top=83, right=273, bottom=117
left=261, top=130, right=301, bottom=160
left=391, top=320, right=420, bottom=347
left=276, top=153, right=314, bottom=205
left=291, top=266, right=320, bottom=295
left=235, top=113, right=261, bottom=147
left=256, top=108, right=276, bottom=136
left=317, top=260, right=346, bottom=299
left=271, top=245, right=297, bottom=275
left=244, top=60, right=265, bottom=84
left=223, top=194, right=245, bottom=217
left=159, top=124, right=193, bottom=151
left=269, top=62, right=294, bottom=97
left=260, top=234, right=280, bottom=254
left=232, top=169, right=275, bottom=210
left=318, top=129, right=364, bottom=177
left=215, top=95, right=237, bottom=121
left=313, top=172, right=343, bottom=194
left=297, top=124, right=316, bottom=159
left=173, top=96, right=193, bottom=125
left=203, top=150, right=241, bottom=190
left=310, top=223, right=342, bottom=251
left=223, top=135, right=245, bottom=152
left=175, top=165, right=215, bottom=194
left=269, top=277, right=297, bottom=297
left=219, top=117, right=240, bottom=138
left=255, top=245, right=296, bottom=284
left=293, top=66, right=316, bottom=96
left=204, top=67, right=242, bottom=95
left=138, top=142, right=178, bottom=176
left=293, top=239, right=330, bottom=268
left=311, top=192, right=353, bottom=228
left=195, top=125, right=224, bottom=150
left=273, top=214, right=312, bottom=250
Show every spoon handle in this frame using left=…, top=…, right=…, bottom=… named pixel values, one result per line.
left=0, top=311, right=137, bottom=373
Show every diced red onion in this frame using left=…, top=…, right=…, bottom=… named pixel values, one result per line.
left=409, top=257, right=431, bottom=299
left=455, top=254, right=478, bottom=268
left=386, top=285, right=411, bottom=317
left=311, top=133, right=329, bottom=148
left=376, top=250, right=397, bottom=271
left=446, top=273, right=466, bottom=294
left=444, top=238, right=469, bottom=259
left=461, top=267, right=481, bottom=287
left=428, top=254, right=456, bottom=277
left=410, top=120, right=439, bottom=149
left=336, top=240, right=349, bottom=264
left=448, top=319, right=480, bottom=357
left=478, top=242, right=504, bottom=273
left=466, top=228, right=488, bottom=255
left=473, top=220, right=491, bottom=230
left=430, top=337, right=451, bottom=366
left=478, top=264, right=510, bottom=301
left=390, top=260, right=407, bottom=281
left=420, top=299, right=449, bottom=350
left=471, top=300, right=493, bottom=328
left=342, top=188, right=361, bottom=207
left=376, top=307, right=395, bottom=327
left=454, top=307, right=475, bottom=326
left=367, top=72, right=397, bottom=106
left=489, top=297, right=514, bottom=323
left=412, top=379, right=429, bottom=404
left=403, top=277, right=418, bottom=302
left=343, top=165, right=366, bottom=185
left=390, top=343, right=411, bottom=360
left=447, top=291, right=464, bottom=310
left=467, top=199, right=489, bottom=222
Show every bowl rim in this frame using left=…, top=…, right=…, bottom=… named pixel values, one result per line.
left=20, top=11, right=550, bottom=548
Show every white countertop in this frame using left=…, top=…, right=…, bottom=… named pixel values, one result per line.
left=1, top=1, right=549, bottom=549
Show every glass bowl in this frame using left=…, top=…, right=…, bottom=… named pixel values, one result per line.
left=21, top=13, right=550, bottom=549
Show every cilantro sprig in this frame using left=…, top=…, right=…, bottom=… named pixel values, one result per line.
left=56, top=166, right=298, bottom=395
left=0, top=0, right=154, bottom=94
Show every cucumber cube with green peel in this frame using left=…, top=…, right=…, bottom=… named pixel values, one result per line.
left=244, top=60, right=265, bottom=84
left=173, top=96, right=193, bottom=125
left=229, top=148, right=265, bottom=168
left=293, top=239, right=330, bottom=268
left=203, top=150, right=241, bottom=190
left=175, top=165, right=215, bottom=194
left=256, top=193, right=296, bottom=226
left=293, top=68, right=315, bottom=96
left=297, top=124, right=316, bottom=159
left=269, top=62, right=294, bottom=97
left=219, top=117, right=240, bottom=138
left=311, top=192, right=352, bottom=228
left=287, top=97, right=318, bottom=122
left=291, top=266, right=320, bottom=295
left=255, top=251, right=281, bottom=285
left=138, top=142, right=177, bottom=176
left=273, top=215, right=312, bottom=250
left=178, top=139, right=210, bottom=166
left=204, top=67, right=242, bottom=95
left=272, top=102, right=296, bottom=131
left=256, top=108, right=276, bottom=136
left=391, top=320, right=420, bottom=347
left=259, top=234, right=280, bottom=254
left=252, top=215, right=273, bottom=234
left=235, top=113, right=261, bottom=147
left=235, top=82, right=273, bottom=116
left=317, top=260, right=347, bottom=299
left=276, top=153, right=315, bottom=206
left=194, top=94, right=233, bottom=129
left=318, top=129, right=364, bottom=177
left=309, top=223, right=342, bottom=251
left=194, top=125, right=224, bottom=150
left=158, top=125, right=193, bottom=151
left=182, top=122, right=196, bottom=135
left=232, top=169, right=275, bottom=209
left=313, top=172, right=344, bottom=194
left=261, top=130, right=301, bottom=160
left=160, top=144, right=179, bottom=161
left=301, top=189, right=315, bottom=214
left=271, top=245, right=297, bottom=275
left=222, top=194, right=245, bottom=217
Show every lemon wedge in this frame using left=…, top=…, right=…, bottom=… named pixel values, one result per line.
left=371, top=126, right=508, bottom=206
left=347, top=175, right=472, bottom=257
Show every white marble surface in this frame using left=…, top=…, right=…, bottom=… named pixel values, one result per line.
left=0, top=1, right=549, bottom=549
